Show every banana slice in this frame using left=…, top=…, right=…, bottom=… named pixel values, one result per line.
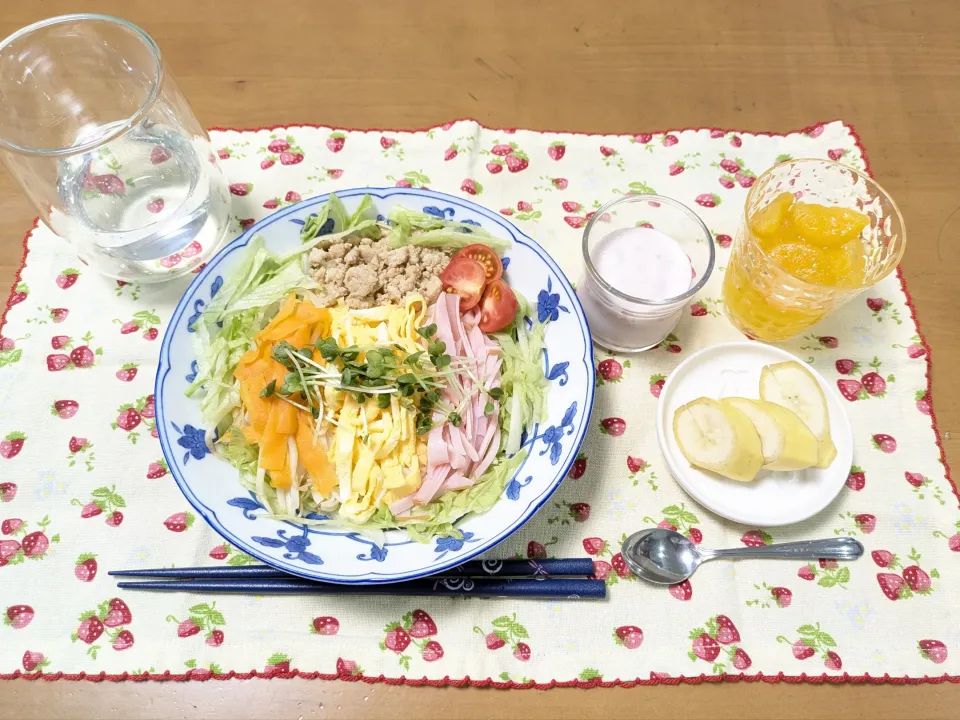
left=673, top=398, right=764, bottom=482
left=759, top=361, right=836, bottom=469
left=722, top=397, right=819, bottom=471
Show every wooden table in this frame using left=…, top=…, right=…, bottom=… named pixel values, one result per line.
left=2, top=1, right=958, bottom=718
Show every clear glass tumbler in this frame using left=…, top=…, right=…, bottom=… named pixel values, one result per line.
left=722, top=159, right=906, bottom=341
left=578, top=194, right=715, bottom=352
left=0, top=14, right=231, bottom=282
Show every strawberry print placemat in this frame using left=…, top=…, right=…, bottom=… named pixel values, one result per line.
left=0, top=120, right=957, bottom=687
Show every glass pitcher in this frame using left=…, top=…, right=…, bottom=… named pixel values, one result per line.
left=0, top=14, right=231, bottom=282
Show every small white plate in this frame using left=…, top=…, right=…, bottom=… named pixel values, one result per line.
left=655, top=342, right=852, bottom=527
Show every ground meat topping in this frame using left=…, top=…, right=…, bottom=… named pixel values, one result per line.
left=309, top=235, right=452, bottom=309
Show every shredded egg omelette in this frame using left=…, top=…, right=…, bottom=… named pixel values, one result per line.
left=233, top=293, right=430, bottom=524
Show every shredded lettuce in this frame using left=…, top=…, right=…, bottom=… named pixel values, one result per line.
left=300, top=192, right=380, bottom=244
left=385, top=206, right=510, bottom=254
left=494, top=292, right=549, bottom=455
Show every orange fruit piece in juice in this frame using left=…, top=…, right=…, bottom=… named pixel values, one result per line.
left=788, top=202, right=869, bottom=248
left=749, top=192, right=794, bottom=238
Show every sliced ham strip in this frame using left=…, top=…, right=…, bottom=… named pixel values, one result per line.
left=426, top=424, right=449, bottom=467
left=457, top=425, right=480, bottom=463
left=446, top=424, right=470, bottom=471
left=471, top=426, right=501, bottom=480
left=440, top=472, right=473, bottom=492
left=389, top=495, right=416, bottom=516
left=414, top=464, right=451, bottom=505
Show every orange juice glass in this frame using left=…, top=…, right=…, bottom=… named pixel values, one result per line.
left=723, top=159, right=905, bottom=341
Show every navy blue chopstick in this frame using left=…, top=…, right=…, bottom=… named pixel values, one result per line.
left=116, top=577, right=606, bottom=599
left=109, top=557, right=595, bottom=580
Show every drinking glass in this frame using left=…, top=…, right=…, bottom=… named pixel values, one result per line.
left=578, top=194, right=715, bottom=352
left=722, top=159, right=905, bottom=341
left=0, top=14, right=231, bottom=282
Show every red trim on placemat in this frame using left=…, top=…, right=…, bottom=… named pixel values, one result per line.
left=2, top=123, right=957, bottom=687
left=846, top=123, right=959, bottom=508
left=208, top=118, right=844, bottom=139
left=2, top=668, right=959, bottom=686
left=0, top=217, right=38, bottom=339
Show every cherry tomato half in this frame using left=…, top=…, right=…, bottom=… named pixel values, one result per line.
left=439, top=256, right=487, bottom=311
left=477, top=280, right=519, bottom=333
left=451, top=244, right=503, bottom=283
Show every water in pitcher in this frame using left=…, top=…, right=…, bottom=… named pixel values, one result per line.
left=55, top=120, right=231, bottom=280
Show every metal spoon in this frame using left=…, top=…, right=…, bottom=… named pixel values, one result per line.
left=621, top=528, right=864, bottom=585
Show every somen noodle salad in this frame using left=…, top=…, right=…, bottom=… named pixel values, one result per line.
left=186, top=194, right=552, bottom=541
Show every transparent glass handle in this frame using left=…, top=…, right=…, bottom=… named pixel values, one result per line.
left=704, top=537, right=864, bottom=562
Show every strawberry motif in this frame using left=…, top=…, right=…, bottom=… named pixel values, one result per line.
left=551, top=178, right=568, bottom=189
left=547, top=142, right=566, bottom=160
left=102, top=598, right=132, bottom=627
left=731, top=648, right=752, bottom=670
left=614, top=625, right=644, bottom=649
left=649, top=374, right=665, bottom=398
left=798, top=565, right=815, bottom=581
left=173, top=619, right=201, bottom=638
left=265, top=653, right=291, bottom=674
left=669, top=162, right=685, bottom=176
left=229, top=183, right=252, bottom=196
left=21, top=651, right=48, bottom=672
left=835, top=358, right=859, bottom=375
left=206, top=629, right=224, bottom=647
left=669, top=580, right=692, bottom=601
left=871, top=433, right=897, bottom=453
left=407, top=610, right=437, bottom=638
left=112, top=629, right=135, bottom=651
left=582, top=537, right=608, bottom=556
left=164, top=512, right=195, bottom=532
left=919, top=639, right=948, bottom=664
left=260, top=158, right=275, bottom=170
left=505, top=152, right=529, bottom=173
left=326, top=133, right=345, bottom=153
left=0, top=483, right=16, bottom=503
left=691, top=633, right=720, bottom=662
left=597, top=358, right=623, bottom=383
left=791, top=640, right=815, bottom=660
left=0, top=432, right=25, bottom=459
left=115, top=363, right=138, bottom=382
left=837, top=379, right=864, bottom=402
left=421, top=640, right=443, bottom=662
left=819, top=336, right=839, bottom=348
left=443, top=145, right=458, bottom=161
left=146, top=459, right=168, bottom=479
left=915, top=390, right=932, bottom=416
left=513, top=642, right=531, bottom=662
left=599, top=417, right=626, bottom=436
left=845, top=466, right=865, bottom=491
left=150, top=146, right=172, bottom=164
left=662, top=134, right=679, bottom=147
left=75, top=554, right=98, bottom=582
left=877, top=572, right=905, bottom=600
left=771, top=587, right=792, bottom=608
left=74, top=615, right=104, bottom=646
left=146, top=198, right=164, bottom=214
left=1, top=518, right=23, bottom=535
left=56, top=268, right=79, bottom=289
left=460, top=179, right=482, bottom=195
left=567, top=453, right=587, bottom=479
left=740, top=530, right=772, bottom=547
left=5, top=604, right=34, bottom=629
left=713, top=615, right=739, bottom=645
left=336, top=658, right=360, bottom=676
left=564, top=216, right=585, bottom=228
left=384, top=626, right=410, bottom=653
left=591, top=560, right=612, bottom=580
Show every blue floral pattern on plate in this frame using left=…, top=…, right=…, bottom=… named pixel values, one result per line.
left=156, top=188, right=594, bottom=584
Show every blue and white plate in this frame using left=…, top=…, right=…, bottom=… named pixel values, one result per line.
left=156, top=187, right=595, bottom=584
